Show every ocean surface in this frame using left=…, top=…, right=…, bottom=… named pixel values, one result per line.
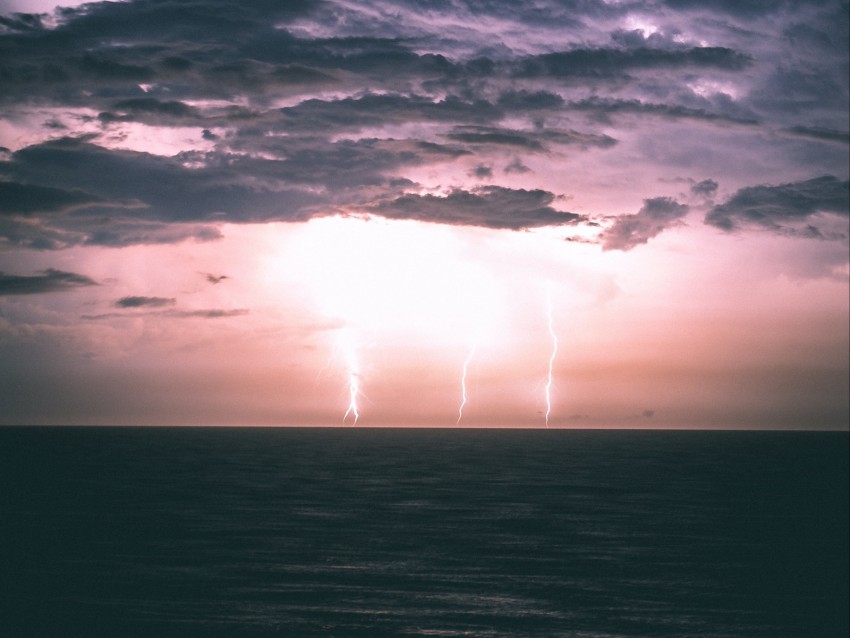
left=1, top=427, right=847, bottom=638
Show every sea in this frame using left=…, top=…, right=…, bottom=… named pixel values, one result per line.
left=1, top=427, right=847, bottom=638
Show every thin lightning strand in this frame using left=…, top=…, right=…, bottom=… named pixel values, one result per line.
left=545, top=287, right=558, bottom=427
left=341, top=333, right=360, bottom=425
left=457, top=345, right=476, bottom=425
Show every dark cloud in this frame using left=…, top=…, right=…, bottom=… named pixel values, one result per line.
left=279, top=94, right=502, bottom=132
left=564, top=235, right=598, bottom=245
left=202, top=273, right=228, bottom=284
left=3, top=136, right=451, bottom=205
left=374, top=0, right=616, bottom=29
left=0, top=181, right=105, bottom=215
left=782, top=126, right=850, bottom=146
left=0, top=2, right=345, bottom=107
left=52, top=0, right=318, bottom=48
left=469, top=164, right=493, bottom=179
left=504, top=157, right=530, bottom=174
left=448, top=127, right=546, bottom=151
left=0, top=205, right=223, bottom=250
left=745, top=1, right=849, bottom=127
left=115, top=296, right=176, bottom=308
left=81, top=219, right=223, bottom=248
left=0, top=268, right=97, bottom=295
left=447, top=125, right=616, bottom=151
left=0, top=0, right=754, bottom=119
left=496, top=90, right=564, bottom=110
left=752, top=66, right=848, bottom=119
left=98, top=98, right=200, bottom=124
left=0, top=137, right=311, bottom=220
left=82, top=307, right=249, bottom=320
left=0, top=12, right=45, bottom=32
left=0, top=133, right=478, bottom=246
left=368, top=186, right=586, bottom=230
left=662, top=0, right=833, bottom=17
left=609, top=28, right=687, bottom=51
left=567, top=97, right=759, bottom=126
left=517, top=46, right=751, bottom=79
left=169, top=308, right=249, bottom=319
left=705, top=175, right=850, bottom=235
left=691, top=179, right=719, bottom=198
left=600, top=197, right=690, bottom=251
left=79, top=53, right=154, bottom=82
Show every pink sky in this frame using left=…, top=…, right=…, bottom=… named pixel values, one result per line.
left=0, top=0, right=847, bottom=428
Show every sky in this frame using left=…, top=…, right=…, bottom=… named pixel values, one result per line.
left=0, top=0, right=847, bottom=428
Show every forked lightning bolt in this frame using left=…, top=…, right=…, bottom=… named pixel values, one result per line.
left=545, top=287, right=558, bottom=427
left=344, top=370, right=360, bottom=425
left=456, top=345, right=476, bottom=425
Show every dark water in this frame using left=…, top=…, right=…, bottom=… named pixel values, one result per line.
left=1, top=428, right=847, bottom=638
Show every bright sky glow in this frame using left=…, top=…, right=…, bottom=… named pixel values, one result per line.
left=281, top=217, right=506, bottom=349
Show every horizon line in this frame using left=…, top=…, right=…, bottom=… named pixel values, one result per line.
left=1, top=423, right=848, bottom=432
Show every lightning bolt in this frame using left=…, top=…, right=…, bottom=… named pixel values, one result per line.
left=545, top=286, right=558, bottom=427
left=340, top=332, right=360, bottom=425
left=456, top=344, right=476, bottom=425
left=344, top=370, right=360, bottom=425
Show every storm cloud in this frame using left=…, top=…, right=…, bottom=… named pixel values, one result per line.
left=706, top=176, right=850, bottom=236
left=369, top=186, right=586, bottom=230
left=115, top=296, right=176, bottom=308
left=0, top=181, right=106, bottom=215
left=0, top=0, right=846, bottom=246
left=0, top=268, right=97, bottom=295
left=600, top=197, right=690, bottom=251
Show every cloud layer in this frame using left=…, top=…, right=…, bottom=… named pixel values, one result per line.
left=0, top=0, right=845, bottom=252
